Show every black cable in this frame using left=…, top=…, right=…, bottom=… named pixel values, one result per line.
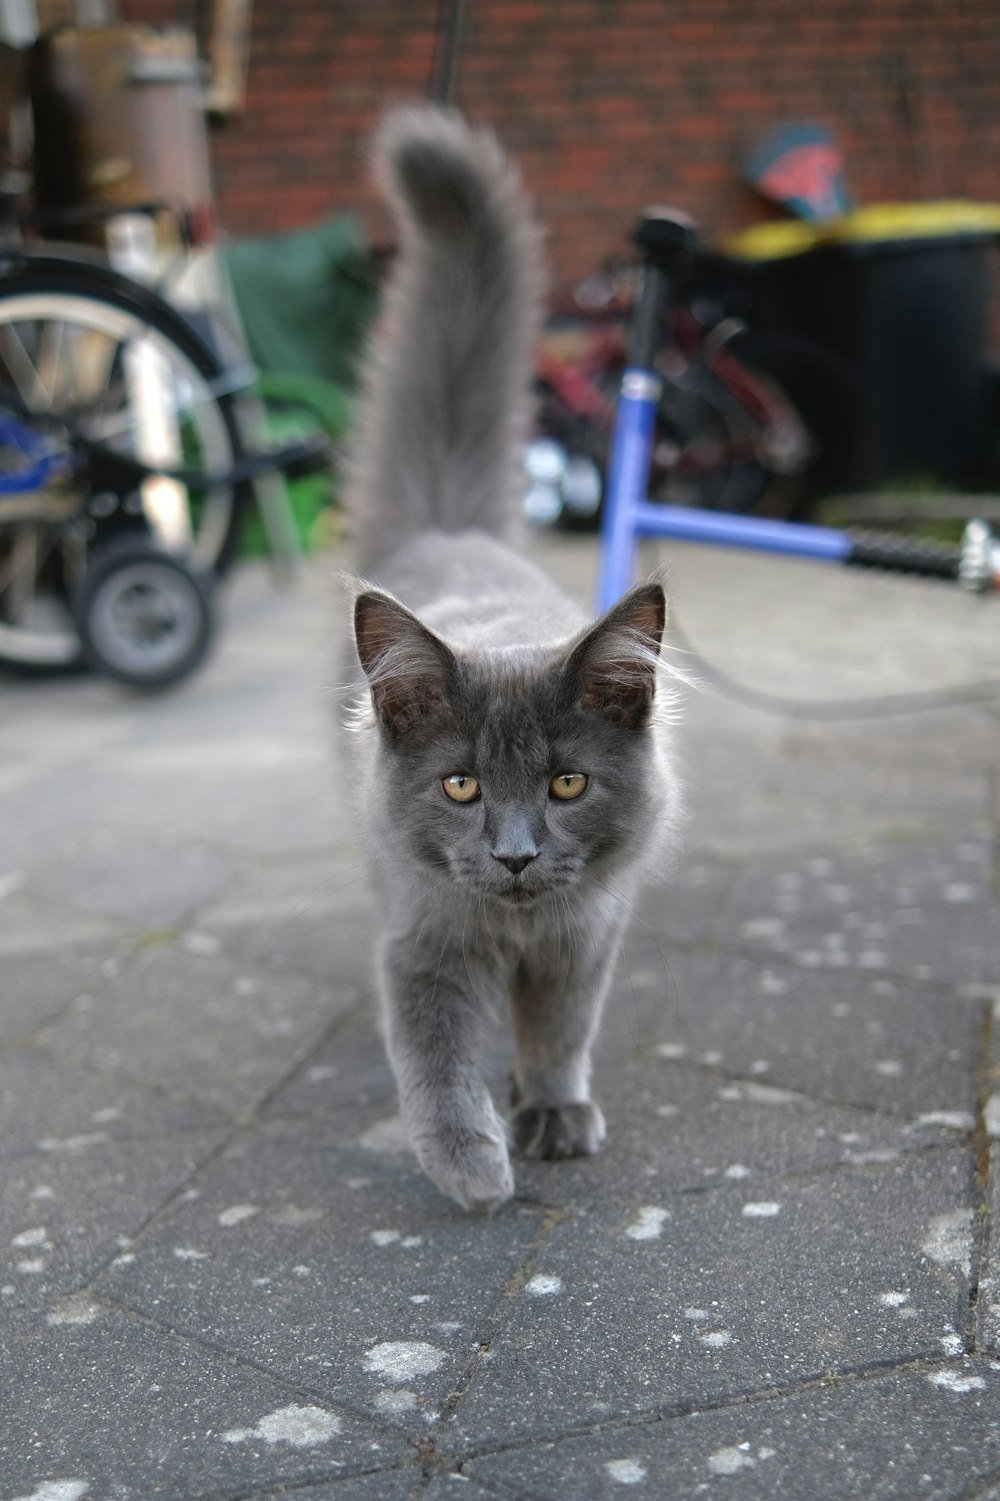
left=668, top=612, right=1000, bottom=721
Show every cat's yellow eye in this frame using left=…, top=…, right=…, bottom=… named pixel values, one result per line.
left=443, top=773, right=481, bottom=803
left=550, top=772, right=588, bottom=801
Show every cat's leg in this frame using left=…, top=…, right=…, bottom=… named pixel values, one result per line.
left=377, top=927, right=514, bottom=1213
left=510, top=907, right=624, bottom=1160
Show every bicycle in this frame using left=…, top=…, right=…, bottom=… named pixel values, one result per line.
left=526, top=234, right=876, bottom=531
left=0, top=243, right=326, bottom=687
left=597, top=210, right=1000, bottom=610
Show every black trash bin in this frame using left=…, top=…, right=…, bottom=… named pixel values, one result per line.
left=726, top=203, right=1000, bottom=490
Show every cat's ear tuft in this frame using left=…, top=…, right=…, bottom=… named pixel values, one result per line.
left=565, top=581, right=666, bottom=727
left=354, top=590, right=457, bottom=738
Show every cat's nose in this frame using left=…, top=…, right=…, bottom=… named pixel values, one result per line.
left=494, top=852, right=537, bottom=876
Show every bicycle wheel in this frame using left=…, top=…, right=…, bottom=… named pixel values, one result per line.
left=651, top=369, right=770, bottom=513
left=0, top=255, right=250, bottom=670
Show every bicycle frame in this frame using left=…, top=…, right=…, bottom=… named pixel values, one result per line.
left=0, top=410, right=62, bottom=493
left=597, top=212, right=999, bottom=609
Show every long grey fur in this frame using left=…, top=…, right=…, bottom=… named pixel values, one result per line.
left=344, top=107, right=681, bottom=1215
left=346, top=106, right=543, bottom=575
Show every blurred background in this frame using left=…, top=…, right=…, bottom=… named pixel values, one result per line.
left=1, top=0, right=999, bottom=686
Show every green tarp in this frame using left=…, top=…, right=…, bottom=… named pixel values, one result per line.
left=223, top=212, right=378, bottom=388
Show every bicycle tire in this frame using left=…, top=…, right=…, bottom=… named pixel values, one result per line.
left=651, top=371, right=770, bottom=514
left=0, top=254, right=251, bottom=670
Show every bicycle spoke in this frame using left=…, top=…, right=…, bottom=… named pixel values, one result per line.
left=36, top=318, right=69, bottom=408
left=0, top=321, right=52, bottom=411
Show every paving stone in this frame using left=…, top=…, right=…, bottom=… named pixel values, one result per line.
left=260, top=1008, right=399, bottom=1123
left=0, top=1046, right=225, bottom=1157
left=466, top=1359, right=1000, bottom=1500
left=3, top=1304, right=409, bottom=1500
left=637, top=855, right=743, bottom=946
left=641, top=948, right=984, bottom=1122
left=0, top=889, right=130, bottom=957
left=0, top=946, right=118, bottom=1046
left=718, top=834, right=1000, bottom=987
left=36, top=943, right=356, bottom=1115
left=191, top=844, right=375, bottom=984
left=2, top=545, right=997, bottom=1501
left=513, top=1058, right=967, bottom=1214
left=449, top=1150, right=974, bottom=1450
left=91, top=1119, right=547, bottom=1432
left=19, top=832, right=240, bottom=927
left=1, top=1131, right=222, bottom=1313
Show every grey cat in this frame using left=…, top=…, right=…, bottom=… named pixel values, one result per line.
left=345, top=106, right=682, bottom=1212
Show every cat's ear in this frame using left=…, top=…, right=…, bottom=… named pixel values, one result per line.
left=354, top=590, right=457, bottom=738
left=563, top=581, right=665, bottom=727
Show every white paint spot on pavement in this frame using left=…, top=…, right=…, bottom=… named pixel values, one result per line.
left=879, top=1290, right=910, bottom=1308
left=47, top=1297, right=101, bottom=1327
left=911, top=1112, right=975, bottom=1132
left=218, top=1204, right=259, bottom=1228
left=524, top=1274, right=562, bottom=1296
left=926, top=1370, right=986, bottom=1394
left=374, top=1389, right=418, bottom=1415
left=742, top=1201, right=782, bottom=1218
left=742, top=1082, right=800, bottom=1104
left=182, top=932, right=221, bottom=957
left=222, top=1404, right=341, bottom=1447
left=724, top=1164, right=750, bottom=1180
left=271, top=1204, right=324, bottom=1227
left=12, top=1228, right=49, bottom=1250
left=922, top=1210, right=973, bottom=1278
left=741, top=918, right=785, bottom=940
left=173, top=1247, right=209, bottom=1261
left=363, top=1340, right=445, bottom=1384
left=655, top=1042, right=686, bottom=1060
left=873, top=1059, right=902, bottom=1076
left=37, top=1133, right=109, bottom=1153
left=625, top=1206, right=670, bottom=1241
left=605, top=1458, right=647, bottom=1484
left=708, top=1445, right=755, bottom=1475
left=358, top=1117, right=412, bottom=1154
left=11, top=1483, right=91, bottom=1501
left=700, top=1330, right=733, bottom=1348
left=984, top=1095, right=1000, bottom=1139
left=371, top=1229, right=401, bottom=1247
left=305, top=1065, right=337, bottom=1083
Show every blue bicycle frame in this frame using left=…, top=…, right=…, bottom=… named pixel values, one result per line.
left=0, top=411, right=63, bottom=495
left=596, top=212, right=977, bottom=609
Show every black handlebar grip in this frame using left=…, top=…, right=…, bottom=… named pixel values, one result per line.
left=846, top=529, right=960, bottom=581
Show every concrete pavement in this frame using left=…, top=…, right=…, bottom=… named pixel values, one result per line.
left=2, top=530, right=999, bottom=1501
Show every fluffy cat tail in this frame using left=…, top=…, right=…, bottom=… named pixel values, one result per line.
left=346, top=105, right=543, bottom=572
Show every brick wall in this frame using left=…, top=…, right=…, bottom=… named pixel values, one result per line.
left=123, top=0, right=1000, bottom=290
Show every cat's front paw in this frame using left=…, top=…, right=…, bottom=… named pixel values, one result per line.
left=513, top=1100, right=607, bottom=1160
left=415, top=1126, right=514, bottom=1214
